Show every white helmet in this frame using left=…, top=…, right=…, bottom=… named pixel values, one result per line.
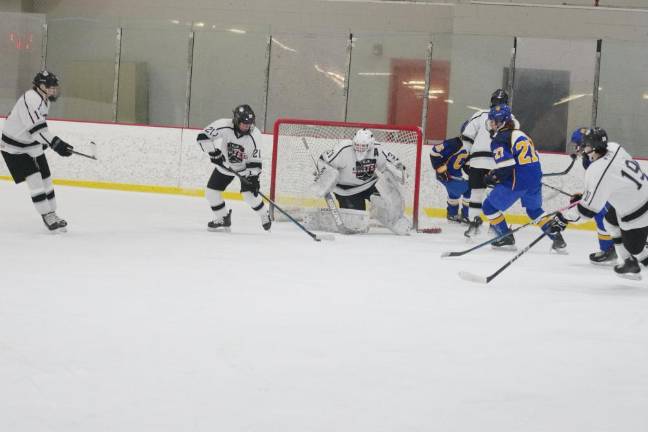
left=353, top=129, right=374, bottom=154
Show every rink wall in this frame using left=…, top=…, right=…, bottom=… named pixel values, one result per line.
left=0, top=118, right=601, bottom=229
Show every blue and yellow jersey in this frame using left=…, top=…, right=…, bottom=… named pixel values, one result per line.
left=490, top=128, right=542, bottom=190
left=430, top=137, right=469, bottom=180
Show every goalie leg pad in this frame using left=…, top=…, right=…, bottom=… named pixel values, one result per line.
left=310, top=165, right=339, bottom=197
left=370, top=174, right=410, bottom=234
left=303, top=208, right=369, bottom=234
left=339, top=208, right=370, bottom=233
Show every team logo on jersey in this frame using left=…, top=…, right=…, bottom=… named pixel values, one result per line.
left=354, top=159, right=377, bottom=181
left=227, top=142, right=246, bottom=163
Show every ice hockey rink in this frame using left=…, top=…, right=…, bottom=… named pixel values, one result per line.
left=1, top=180, right=647, bottom=431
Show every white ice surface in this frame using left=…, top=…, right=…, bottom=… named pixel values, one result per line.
left=1, top=181, right=647, bottom=432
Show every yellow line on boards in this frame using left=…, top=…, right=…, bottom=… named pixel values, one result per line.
left=0, top=176, right=596, bottom=231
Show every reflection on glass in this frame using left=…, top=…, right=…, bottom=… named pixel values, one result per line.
left=0, top=12, right=45, bottom=114
left=45, top=17, right=118, bottom=122
left=514, top=38, right=596, bottom=151
left=189, top=24, right=269, bottom=129
left=118, top=19, right=190, bottom=126
left=597, top=39, right=648, bottom=157
left=266, top=31, right=349, bottom=129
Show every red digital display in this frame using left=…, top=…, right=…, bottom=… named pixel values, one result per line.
left=8, top=32, right=33, bottom=50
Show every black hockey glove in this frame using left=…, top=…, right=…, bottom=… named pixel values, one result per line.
left=484, top=170, right=499, bottom=187
left=241, top=174, right=260, bottom=195
left=546, top=212, right=569, bottom=234
left=208, top=149, right=225, bottom=166
left=570, top=192, right=583, bottom=205
left=435, top=169, right=450, bottom=184
left=51, top=136, right=73, bottom=157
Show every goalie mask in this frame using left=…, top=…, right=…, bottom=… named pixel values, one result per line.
left=353, top=129, right=375, bottom=155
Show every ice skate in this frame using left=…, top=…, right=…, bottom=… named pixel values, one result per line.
left=447, top=214, right=463, bottom=224
left=208, top=209, right=232, bottom=232
left=614, top=256, right=641, bottom=280
left=261, top=212, right=272, bottom=231
left=463, top=216, right=483, bottom=238
left=589, top=248, right=616, bottom=265
left=491, top=232, right=516, bottom=250
left=42, top=211, right=66, bottom=233
left=550, top=232, right=567, bottom=254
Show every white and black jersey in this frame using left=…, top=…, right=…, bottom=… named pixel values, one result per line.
left=197, top=118, right=263, bottom=176
left=461, top=110, right=519, bottom=170
left=319, top=140, right=401, bottom=196
left=1, top=89, right=56, bottom=157
left=579, top=142, right=648, bottom=230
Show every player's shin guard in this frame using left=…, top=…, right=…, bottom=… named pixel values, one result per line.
left=485, top=211, right=514, bottom=248
left=42, top=175, right=57, bottom=211
left=205, top=187, right=229, bottom=220
left=467, top=188, right=485, bottom=221
left=603, top=217, right=630, bottom=263
left=242, top=191, right=271, bottom=231
left=595, top=212, right=613, bottom=252
left=26, top=172, right=52, bottom=215
left=446, top=198, right=460, bottom=222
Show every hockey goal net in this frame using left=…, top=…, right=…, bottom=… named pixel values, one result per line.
left=271, top=118, right=435, bottom=231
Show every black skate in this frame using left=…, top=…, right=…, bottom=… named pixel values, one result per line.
left=463, top=216, right=483, bottom=238
left=491, top=232, right=516, bottom=250
left=614, top=256, right=641, bottom=280
left=208, top=210, right=232, bottom=232
left=589, top=248, right=617, bottom=265
left=550, top=232, right=567, bottom=254
left=261, top=212, right=272, bottom=231
left=447, top=214, right=463, bottom=223
left=42, top=211, right=66, bottom=233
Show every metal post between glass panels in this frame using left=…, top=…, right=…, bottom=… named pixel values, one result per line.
left=591, top=39, right=602, bottom=127
left=507, top=36, right=517, bottom=108
left=41, top=23, right=47, bottom=70
left=184, top=30, right=195, bottom=128
left=112, top=27, right=122, bottom=122
left=342, top=32, right=353, bottom=122
left=420, top=41, right=433, bottom=147
left=262, top=35, right=272, bottom=133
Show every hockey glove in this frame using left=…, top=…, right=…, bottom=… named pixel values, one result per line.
left=241, top=175, right=260, bottom=195
left=208, top=149, right=225, bottom=166
left=547, top=212, right=569, bottom=234
left=484, top=171, right=499, bottom=187
left=570, top=192, right=583, bottom=205
left=435, top=169, right=449, bottom=184
left=51, top=136, right=73, bottom=157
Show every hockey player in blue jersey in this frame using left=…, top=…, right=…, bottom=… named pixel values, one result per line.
left=430, top=136, right=471, bottom=223
left=570, top=127, right=616, bottom=264
left=477, top=104, right=567, bottom=251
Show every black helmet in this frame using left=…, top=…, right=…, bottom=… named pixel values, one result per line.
left=33, top=70, right=59, bottom=88
left=490, top=89, right=509, bottom=107
left=583, top=127, right=608, bottom=155
left=232, top=104, right=255, bottom=133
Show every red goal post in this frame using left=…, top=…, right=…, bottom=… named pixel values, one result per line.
left=270, top=118, right=425, bottom=230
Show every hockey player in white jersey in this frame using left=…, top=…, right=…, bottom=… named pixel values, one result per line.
left=197, top=104, right=271, bottom=232
left=310, top=128, right=411, bottom=235
left=462, top=89, right=519, bottom=238
left=557, top=128, right=648, bottom=279
left=1, top=70, right=74, bottom=232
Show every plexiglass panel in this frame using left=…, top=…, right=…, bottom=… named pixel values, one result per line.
left=597, top=39, right=648, bottom=157
left=266, top=31, right=349, bottom=129
left=118, top=19, right=191, bottom=126
left=0, top=12, right=45, bottom=113
left=346, top=32, right=432, bottom=126
left=45, top=17, right=118, bottom=121
left=445, top=34, right=513, bottom=139
left=514, top=37, right=596, bottom=151
left=189, top=24, right=269, bottom=130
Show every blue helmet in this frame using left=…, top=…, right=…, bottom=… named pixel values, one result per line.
left=570, top=127, right=588, bottom=148
left=488, top=104, right=512, bottom=124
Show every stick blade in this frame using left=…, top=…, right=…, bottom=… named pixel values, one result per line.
left=458, top=271, right=489, bottom=284
left=441, top=251, right=458, bottom=258
left=316, top=233, right=336, bottom=241
left=89, top=141, right=98, bottom=159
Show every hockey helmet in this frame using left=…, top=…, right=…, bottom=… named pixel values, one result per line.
left=488, top=104, right=512, bottom=125
left=570, top=127, right=588, bottom=150
left=490, top=88, right=509, bottom=107
left=582, top=127, right=608, bottom=155
left=33, top=70, right=60, bottom=101
left=233, top=104, right=256, bottom=133
left=352, top=128, right=375, bottom=154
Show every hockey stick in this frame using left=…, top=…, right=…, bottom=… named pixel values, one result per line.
left=224, top=166, right=334, bottom=242
left=441, top=200, right=579, bottom=258
left=71, top=141, right=97, bottom=160
left=300, top=137, right=352, bottom=235
left=458, top=231, right=548, bottom=284
left=542, top=153, right=576, bottom=177
left=541, top=182, right=572, bottom=198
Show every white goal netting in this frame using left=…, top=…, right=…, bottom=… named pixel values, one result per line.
left=270, top=118, right=434, bottom=231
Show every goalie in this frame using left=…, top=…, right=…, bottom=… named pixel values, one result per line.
left=307, top=128, right=411, bottom=235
